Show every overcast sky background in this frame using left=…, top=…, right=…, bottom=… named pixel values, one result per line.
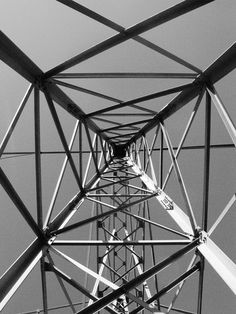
left=0, top=1, right=236, bottom=313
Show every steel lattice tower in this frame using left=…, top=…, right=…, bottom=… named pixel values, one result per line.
left=0, top=1, right=235, bottom=313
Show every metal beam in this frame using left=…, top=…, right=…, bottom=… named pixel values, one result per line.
left=53, top=240, right=191, bottom=246
left=203, top=43, right=236, bottom=84
left=53, top=73, right=198, bottom=79
left=34, top=87, right=43, bottom=228
left=0, top=31, right=43, bottom=82
left=198, top=235, right=236, bottom=295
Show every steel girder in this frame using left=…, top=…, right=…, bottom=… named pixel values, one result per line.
left=0, top=1, right=235, bottom=314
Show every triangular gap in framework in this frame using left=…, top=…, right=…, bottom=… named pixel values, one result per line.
left=0, top=169, right=36, bottom=279
left=141, top=198, right=190, bottom=241
left=149, top=245, right=191, bottom=286
left=67, top=37, right=198, bottom=101
left=203, top=90, right=236, bottom=234
left=0, top=88, right=39, bottom=224
left=52, top=78, right=121, bottom=117
left=208, top=88, right=236, bottom=146
left=159, top=121, right=196, bottom=222
left=40, top=153, right=79, bottom=227
left=39, top=94, right=84, bottom=225
left=1, top=87, right=35, bottom=153
left=44, top=252, right=87, bottom=314
left=162, top=256, right=200, bottom=314
left=0, top=61, right=31, bottom=144
left=48, top=245, right=117, bottom=298
left=43, top=91, right=83, bottom=186
left=1, top=259, right=42, bottom=314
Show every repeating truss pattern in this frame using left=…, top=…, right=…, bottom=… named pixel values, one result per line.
left=0, top=1, right=235, bottom=313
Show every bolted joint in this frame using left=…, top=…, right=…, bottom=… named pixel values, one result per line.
left=97, top=257, right=103, bottom=264
left=97, top=221, right=104, bottom=228
left=44, top=261, right=52, bottom=272
left=198, top=230, right=208, bottom=244
left=139, top=220, right=144, bottom=229
left=34, top=75, right=44, bottom=89
left=138, top=256, right=144, bottom=264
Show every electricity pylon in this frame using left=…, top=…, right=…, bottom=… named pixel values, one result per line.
left=0, top=1, right=235, bottom=313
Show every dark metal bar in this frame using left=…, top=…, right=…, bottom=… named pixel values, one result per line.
left=87, top=83, right=193, bottom=117
left=100, top=119, right=151, bottom=133
left=130, top=262, right=200, bottom=314
left=202, top=91, right=211, bottom=232
left=76, top=239, right=199, bottom=314
left=53, top=72, right=198, bottom=79
left=0, top=31, right=43, bottom=82
left=44, top=89, right=83, bottom=191
left=123, top=210, right=189, bottom=238
left=45, top=0, right=213, bottom=77
left=53, top=79, right=121, bottom=103
left=197, top=259, right=205, bottom=314
left=40, top=259, right=48, bottom=314
left=0, top=167, right=43, bottom=239
left=79, top=122, right=83, bottom=180
left=197, top=91, right=211, bottom=314
left=203, top=43, right=236, bottom=84
left=34, top=87, right=43, bottom=229
left=35, top=87, right=48, bottom=313
left=159, top=128, right=163, bottom=188
left=1, top=143, right=233, bottom=159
